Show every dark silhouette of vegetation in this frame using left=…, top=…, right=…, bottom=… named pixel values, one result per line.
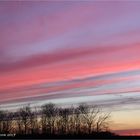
left=0, top=103, right=117, bottom=138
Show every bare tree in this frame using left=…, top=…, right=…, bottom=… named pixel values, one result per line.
left=29, top=107, right=39, bottom=134
left=72, top=106, right=81, bottom=134
left=96, top=112, right=111, bottom=133
left=14, top=111, right=23, bottom=134
left=17, top=106, right=32, bottom=134
left=0, top=110, right=5, bottom=133
left=0, top=111, right=14, bottom=135
left=41, top=103, right=57, bottom=134
left=78, top=104, right=103, bottom=134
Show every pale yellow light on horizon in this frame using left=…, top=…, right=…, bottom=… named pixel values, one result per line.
left=111, top=109, right=140, bottom=131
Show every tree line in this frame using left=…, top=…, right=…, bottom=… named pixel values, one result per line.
left=0, top=103, right=111, bottom=136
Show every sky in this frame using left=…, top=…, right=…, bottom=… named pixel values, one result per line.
left=1, top=1, right=140, bottom=135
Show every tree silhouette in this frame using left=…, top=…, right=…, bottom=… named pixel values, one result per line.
left=0, top=110, right=5, bottom=133
left=96, top=112, right=111, bottom=132
left=17, top=106, right=32, bottom=134
left=0, top=103, right=113, bottom=138
left=57, top=107, right=72, bottom=134
left=41, top=103, right=57, bottom=134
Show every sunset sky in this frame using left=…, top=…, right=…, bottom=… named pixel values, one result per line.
left=1, top=1, right=140, bottom=135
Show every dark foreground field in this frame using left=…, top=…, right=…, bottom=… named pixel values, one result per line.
left=1, top=132, right=140, bottom=139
